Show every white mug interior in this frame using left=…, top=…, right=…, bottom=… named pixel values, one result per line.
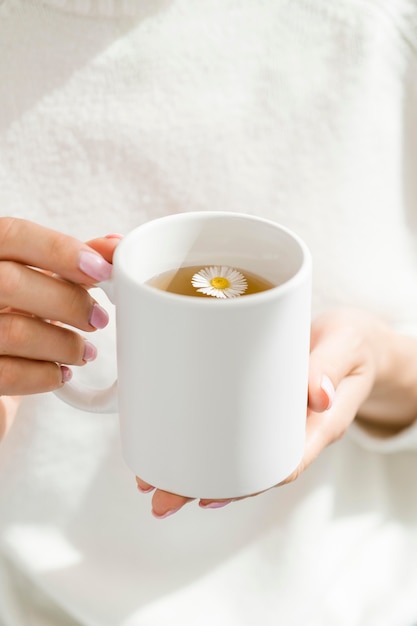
left=115, top=211, right=307, bottom=292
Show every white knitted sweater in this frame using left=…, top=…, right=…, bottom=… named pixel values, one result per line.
left=1, top=1, right=417, bottom=625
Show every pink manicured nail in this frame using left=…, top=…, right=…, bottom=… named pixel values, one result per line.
left=152, top=508, right=180, bottom=519
left=137, top=484, right=155, bottom=494
left=321, top=375, right=335, bottom=410
left=61, top=366, right=73, bottom=383
left=199, top=500, right=232, bottom=509
left=89, top=303, right=109, bottom=330
left=78, top=251, right=112, bottom=282
left=83, top=341, right=97, bottom=362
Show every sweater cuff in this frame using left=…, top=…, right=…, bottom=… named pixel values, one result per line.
left=348, top=418, right=417, bottom=453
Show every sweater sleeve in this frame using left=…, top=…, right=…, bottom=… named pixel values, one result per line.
left=348, top=419, right=417, bottom=453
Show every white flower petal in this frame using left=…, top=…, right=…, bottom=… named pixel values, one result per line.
left=191, top=265, right=248, bottom=298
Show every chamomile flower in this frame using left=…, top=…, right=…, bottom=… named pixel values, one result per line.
left=191, top=265, right=248, bottom=299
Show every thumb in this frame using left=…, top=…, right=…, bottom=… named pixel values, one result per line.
left=308, top=322, right=364, bottom=413
left=86, top=234, right=123, bottom=264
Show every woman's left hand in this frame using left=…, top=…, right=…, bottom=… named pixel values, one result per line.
left=137, top=308, right=417, bottom=518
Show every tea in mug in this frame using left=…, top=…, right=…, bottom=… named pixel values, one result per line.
left=146, top=265, right=275, bottom=298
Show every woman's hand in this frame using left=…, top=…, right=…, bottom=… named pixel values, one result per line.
left=0, top=217, right=120, bottom=442
left=138, top=308, right=417, bottom=518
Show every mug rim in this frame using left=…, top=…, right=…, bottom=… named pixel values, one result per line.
left=114, top=211, right=312, bottom=306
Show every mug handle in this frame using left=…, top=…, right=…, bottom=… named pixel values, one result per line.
left=54, top=279, right=119, bottom=414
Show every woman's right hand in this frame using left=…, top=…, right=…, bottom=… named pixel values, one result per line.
left=0, top=217, right=114, bottom=398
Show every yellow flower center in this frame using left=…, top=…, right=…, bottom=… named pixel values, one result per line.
left=210, top=276, right=230, bottom=290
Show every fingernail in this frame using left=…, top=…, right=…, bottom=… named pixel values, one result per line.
left=83, top=341, right=97, bottom=362
left=89, top=303, right=109, bottom=330
left=105, top=233, right=123, bottom=240
left=78, top=251, right=112, bottom=282
left=137, top=484, right=155, bottom=494
left=199, top=500, right=232, bottom=509
left=321, top=375, right=335, bottom=410
left=61, top=366, right=73, bottom=383
left=152, top=508, right=180, bottom=519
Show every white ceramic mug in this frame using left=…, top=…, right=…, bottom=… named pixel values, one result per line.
left=55, top=211, right=312, bottom=499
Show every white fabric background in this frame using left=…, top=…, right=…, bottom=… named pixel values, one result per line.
left=0, top=1, right=417, bottom=624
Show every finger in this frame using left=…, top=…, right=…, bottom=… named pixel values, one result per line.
left=0, top=217, right=112, bottom=284
left=0, top=357, right=68, bottom=395
left=199, top=485, right=269, bottom=509
left=136, top=477, right=155, bottom=494
left=0, top=395, right=20, bottom=442
left=281, top=372, right=374, bottom=488
left=308, top=322, right=367, bottom=413
left=198, top=498, right=233, bottom=509
left=150, top=489, right=194, bottom=519
left=86, top=234, right=123, bottom=264
left=136, top=477, right=193, bottom=518
left=0, top=263, right=106, bottom=331
left=0, top=314, right=96, bottom=365
left=306, top=373, right=372, bottom=464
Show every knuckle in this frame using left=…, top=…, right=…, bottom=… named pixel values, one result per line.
left=0, top=356, right=62, bottom=395
left=66, top=284, right=93, bottom=327
left=0, top=262, right=23, bottom=300
left=46, top=231, right=76, bottom=270
left=0, top=217, right=19, bottom=249
left=0, top=357, right=20, bottom=393
left=0, top=314, right=28, bottom=354
left=43, top=364, right=64, bottom=392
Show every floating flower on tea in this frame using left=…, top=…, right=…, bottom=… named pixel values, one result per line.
left=191, top=266, right=248, bottom=298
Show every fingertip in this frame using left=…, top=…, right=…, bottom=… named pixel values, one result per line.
left=150, top=489, right=193, bottom=518
left=105, top=233, right=124, bottom=240
left=321, top=374, right=335, bottom=410
left=308, top=373, right=335, bottom=412
left=82, top=341, right=97, bottom=363
left=60, top=365, right=73, bottom=383
left=151, top=508, right=180, bottom=519
left=89, top=303, right=109, bottom=330
left=199, top=499, right=232, bottom=509
left=136, top=477, right=155, bottom=494
left=86, top=235, right=122, bottom=263
left=78, top=250, right=113, bottom=282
